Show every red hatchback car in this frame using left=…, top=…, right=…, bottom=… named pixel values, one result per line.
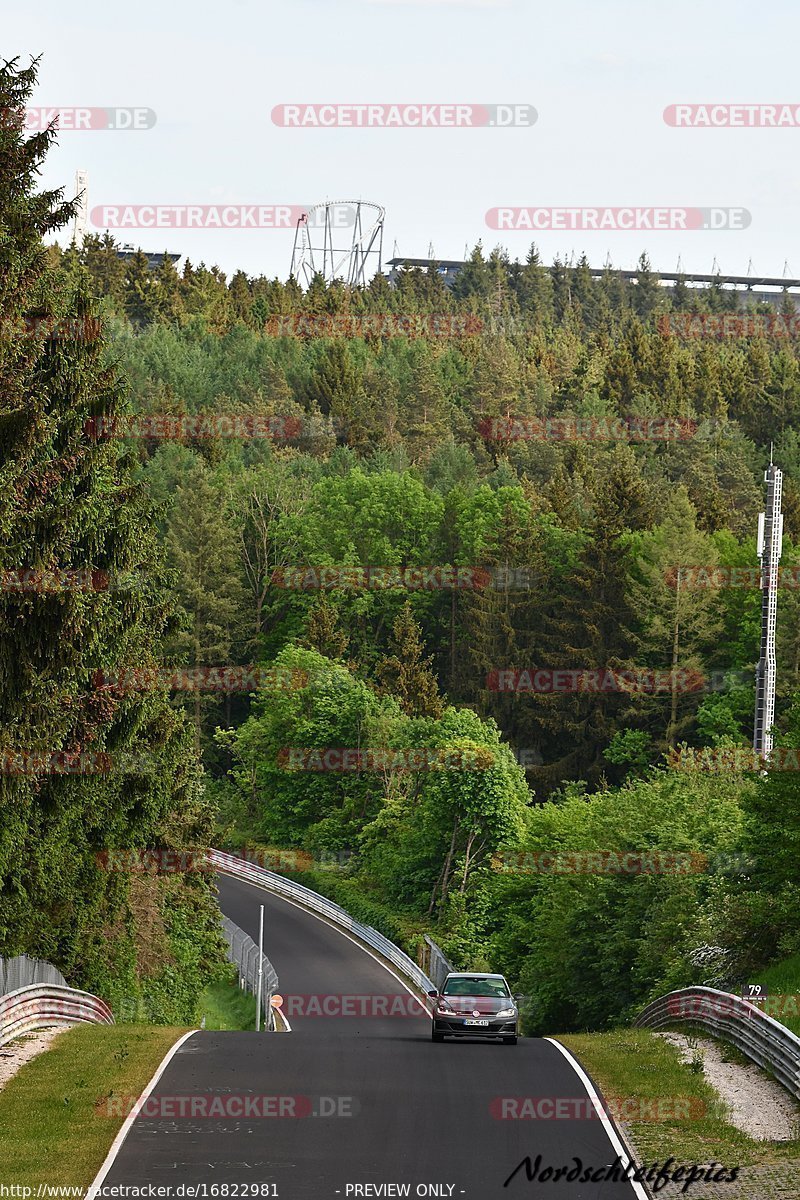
left=428, top=972, right=519, bottom=1044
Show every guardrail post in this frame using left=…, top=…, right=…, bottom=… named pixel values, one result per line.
left=256, top=904, right=264, bottom=1032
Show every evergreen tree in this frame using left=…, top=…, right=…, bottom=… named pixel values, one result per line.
left=81, top=233, right=126, bottom=308
left=302, top=596, right=350, bottom=661
left=165, top=462, right=249, bottom=742
left=627, top=488, right=723, bottom=746
left=304, top=340, right=363, bottom=422
left=452, top=243, right=493, bottom=303
left=377, top=602, right=444, bottom=718
left=123, top=248, right=155, bottom=327
left=152, top=252, right=184, bottom=325
left=0, top=56, right=224, bottom=1012
left=521, top=448, right=654, bottom=785
left=633, top=252, right=662, bottom=319
left=513, top=243, right=555, bottom=326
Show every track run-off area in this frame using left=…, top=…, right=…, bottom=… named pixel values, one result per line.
left=93, top=872, right=648, bottom=1198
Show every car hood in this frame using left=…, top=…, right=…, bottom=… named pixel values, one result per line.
left=438, top=995, right=515, bottom=1014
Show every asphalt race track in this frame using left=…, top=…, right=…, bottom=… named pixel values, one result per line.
left=99, top=873, right=648, bottom=1198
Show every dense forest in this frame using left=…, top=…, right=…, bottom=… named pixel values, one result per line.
left=4, top=52, right=800, bottom=1030
left=0, top=59, right=226, bottom=1020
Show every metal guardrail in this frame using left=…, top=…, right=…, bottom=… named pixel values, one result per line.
left=635, top=986, right=800, bottom=1102
left=0, top=954, right=67, bottom=994
left=221, top=915, right=279, bottom=1030
left=0, top=984, right=114, bottom=1047
left=210, top=849, right=437, bottom=1000
left=420, top=934, right=455, bottom=992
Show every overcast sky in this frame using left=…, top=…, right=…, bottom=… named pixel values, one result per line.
left=7, top=0, right=800, bottom=282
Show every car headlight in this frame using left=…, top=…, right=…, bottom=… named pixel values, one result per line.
left=495, top=1008, right=517, bottom=1019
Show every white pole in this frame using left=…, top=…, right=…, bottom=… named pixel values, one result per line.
left=255, top=904, right=265, bottom=1031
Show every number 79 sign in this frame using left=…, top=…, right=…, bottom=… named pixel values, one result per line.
left=742, top=984, right=767, bottom=1009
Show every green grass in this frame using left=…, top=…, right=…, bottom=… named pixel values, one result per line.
left=0, top=1024, right=189, bottom=1187
left=197, top=979, right=258, bottom=1030
left=756, top=954, right=800, bottom=1036
left=559, top=1028, right=800, bottom=1168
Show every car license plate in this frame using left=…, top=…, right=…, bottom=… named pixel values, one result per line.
left=464, top=1019, right=489, bottom=1026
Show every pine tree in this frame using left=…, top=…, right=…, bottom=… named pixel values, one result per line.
left=377, top=603, right=444, bottom=717
left=520, top=448, right=654, bottom=785
left=452, top=243, right=493, bottom=303
left=152, top=253, right=184, bottom=324
left=513, top=243, right=555, bottom=326
left=0, top=56, right=223, bottom=1009
left=304, top=340, right=363, bottom=420
left=627, top=488, right=723, bottom=746
left=302, top=597, right=349, bottom=660
left=182, top=262, right=232, bottom=332
left=228, top=269, right=252, bottom=323
left=81, top=233, right=126, bottom=307
left=123, top=248, right=155, bottom=327
left=401, top=345, right=450, bottom=462
left=165, top=462, right=249, bottom=742
left=634, top=252, right=662, bottom=319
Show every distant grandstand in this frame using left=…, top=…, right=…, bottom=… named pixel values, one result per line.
left=386, top=257, right=800, bottom=310
left=116, top=244, right=181, bottom=271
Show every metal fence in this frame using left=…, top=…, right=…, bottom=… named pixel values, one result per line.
left=210, top=849, right=436, bottom=1001
left=0, top=984, right=114, bottom=1047
left=0, top=954, right=67, bottom=995
left=635, top=986, right=800, bottom=1103
left=419, top=935, right=455, bottom=992
left=221, top=915, right=279, bottom=1030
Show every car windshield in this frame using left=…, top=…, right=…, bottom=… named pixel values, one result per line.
left=442, top=977, right=510, bottom=998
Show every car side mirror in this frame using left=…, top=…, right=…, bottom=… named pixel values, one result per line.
left=513, top=993, right=524, bottom=1001
left=427, top=989, right=438, bottom=998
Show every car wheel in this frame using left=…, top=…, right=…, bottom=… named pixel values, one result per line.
left=431, top=1028, right=444, bottom=1042
left=502, top=1035, right=517, bottom=1045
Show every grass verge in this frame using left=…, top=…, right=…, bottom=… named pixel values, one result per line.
left=559, top=1028, right=800, bottom=1169
left=198, top=979, right=258, bottom=1031
left=0, top=1024, right=189, bottom=1187
left=757, top=953, right=800, bottom=1036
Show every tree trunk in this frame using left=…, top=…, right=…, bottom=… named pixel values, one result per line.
left=428, top=815, right=459, bottom=916
left=460, top=830, right=477, bottom=893
left=439, top=815, right=460, bottom=906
